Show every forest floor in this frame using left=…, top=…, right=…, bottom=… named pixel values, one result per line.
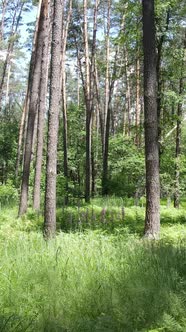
left=0, top=201, right=186, bottom=331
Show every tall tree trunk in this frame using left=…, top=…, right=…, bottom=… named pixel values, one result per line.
left=94, top=60, right=104, bottom=149
left=61, top=0, right=72, bottom=206
left=31, top=108, right=38, bottom=162
left=0, top=0, right=7, bottom=40
left=102, top=0, right=111, bottom=196
left=44, top=0, right=63, bottom=238
left=0, top=2, right=24, bottom=109
left=19, top=0, right=43, bottom=173
left=103, top=0, right=110, bottom=149
left=156, top=10, right=170, bottom=130
left=83, top=0, right=91, bottom=203
left=19, top=0, right=47, bottom=216
left=143, top=0, right=160, bottom=238
left=102, top=46, right=119, bottom=196
left=174, top=81, right=182, bottom=208
left=174, top=32, right=186, bottom=208
left=33, top=0, right=50, bottom=211
left=135, top=52, right=141, bottom=146
left=125, top=48, right=131, bottom=137
left=5, top=61, right=11, bottom=105
left=15, top=95, right=28, bottom=178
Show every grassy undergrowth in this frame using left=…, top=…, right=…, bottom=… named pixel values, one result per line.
left=0, top=206, right=186, bottom=331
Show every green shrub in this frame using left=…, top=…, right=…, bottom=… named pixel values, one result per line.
left=0, top=183, right=18, bottom=207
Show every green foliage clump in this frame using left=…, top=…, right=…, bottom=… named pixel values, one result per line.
left=0, top=183, right=18, bottom=207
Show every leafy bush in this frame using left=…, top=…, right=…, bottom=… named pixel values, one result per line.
left=0, top=183, right=18, bottom=207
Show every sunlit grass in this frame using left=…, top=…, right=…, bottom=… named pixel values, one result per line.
left=0, top=205, right=186, bottom=331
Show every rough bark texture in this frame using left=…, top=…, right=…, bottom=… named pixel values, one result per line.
left=143, top=0, right=160, bottom=238
left=102, top=0, right=111, bottom=196
left=33, top=0, right=50, bottom=211
left=19, top=0, right=46, bottom=216
left=61, top=0, right=72, bottom=205
left=44, top=0, right=63, bottom=238
left=83, top=0, right=91, bottom=203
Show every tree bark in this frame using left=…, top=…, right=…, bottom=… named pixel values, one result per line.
left=135, top=52, right=141, bottom=146
left=61, top=0, right=72, bottom=205
left=83, top=0, right=91, bottom=203
left=124, top=47, right=131, bottom=136
left=0, top=1, right=24, bottom=109
left=102, top=0, right=111, bottom=196
left=143, top=0, right=160, bottom=238
left=15, top=95, right=28, bottom=178
left=0, top=0, right=7, bottom=41
left=156, top=10, right=170, bottom=129
left=44, top=0, right=63, bottom=238
left=19, top=0, right=47, bottom=216
left=33, top=0, right=50, bottom=211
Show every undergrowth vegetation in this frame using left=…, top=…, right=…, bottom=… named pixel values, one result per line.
left=0, top=202, right=186, bottom=331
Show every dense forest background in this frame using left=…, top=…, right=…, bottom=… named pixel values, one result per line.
left=1, top=1, right=186, bottom=331
left=0, top=0, right=185, bottom=213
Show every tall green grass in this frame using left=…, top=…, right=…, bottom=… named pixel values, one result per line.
left=0, top=208, right=186, bottom=331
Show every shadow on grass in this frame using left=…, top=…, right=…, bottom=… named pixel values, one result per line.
left=1, top=241, right=186, bottom=331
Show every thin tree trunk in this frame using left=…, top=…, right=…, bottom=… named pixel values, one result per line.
left=77, top=56, right=80, bottom=108
left=102, top=0, right=111, bottom=196
left=103, top=0, right=110, bottom=149
left=20, top=0, right=43, bottom=171
left=0, top=0, right=7, bottom=40
left=44, top=0, right=63, bottom=238
left=94, top=60, right=104, bottom=149
left=19, top=0, right=48, bottom=216
left=31, top=108, right=38, bottom=162
left=0, top=2, right=24, bottom=109
left=174, top=85, right=182, bottom=208
left=83, top=0, right=91, bottom=203
left=124, top=47, right=131, bottom=136
left=5, top=61, right=11, bottom=105
left=102, top=47, right=119, bottom=196
left=143, top=0, right=160, bottom=238
left=61, top=0, right=72, bottom=206
left=157, top=10, right=170, bottom=129
left=33, top=0, right=50, bottom=211
left=135, top=52, right=141, bottom=146
left=15, top=96, right=28, bottom=178
left=174, top=32, right=186, bottom=208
